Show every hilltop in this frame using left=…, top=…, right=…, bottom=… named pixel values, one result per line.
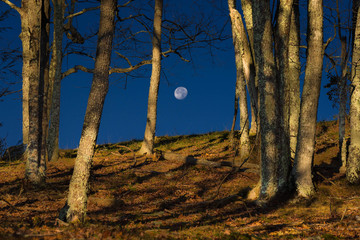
left=0, top=120, right=359, bottom=239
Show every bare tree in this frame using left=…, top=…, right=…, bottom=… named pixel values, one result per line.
left=47, top=0, right=65, bottom=162
left=293, top=0, right=324, bottom=198
left=240, top=0, right=258, bottom=135
left=228, top=0, right=250, bottom=163
left=138, top=0, right=163, bottom=155
left=288, top=0, right=301, bottom=161
left=347, top=0, right=360, bottom=184
left=59, top=0, right=116, bottom=223
left=249, top=0, right=280, bottom=201
left=1, top=0, right=50, bottom=185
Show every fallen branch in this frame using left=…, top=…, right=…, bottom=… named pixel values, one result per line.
left=160, top=151, right=233, bottom=168
left=0, top=197, right=19, bottom=211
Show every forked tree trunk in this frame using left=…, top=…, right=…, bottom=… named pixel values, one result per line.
left=347, top=0, right=360, bottom=184
left=293, top=0, right=324, bottom=198
left=47, top=0, right=65, bottom=162
left=274, top=0, right=293, bottom=191
left=138, top=0, right=163, bottom=155
left=288, top=0, right=301, bottom=161
left=228, top=1, right=250, bottom=163
left=61, top=0, right=116, bottom=223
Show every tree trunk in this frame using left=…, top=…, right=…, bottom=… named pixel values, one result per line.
left=240, top=0, right=258, bottom=135
left=16, top=0, right=50, bottom=186
left=251, top=0, right=279, bottom=201
left=47, top=0, right=65, bottom=162
left=347, top=0, right=360, bottom=184
left=61, top=0, right=116, bottom=223
left=228, top=1, right=250, bottom=163
left=337, top=0, right=350, bottom=172
left=293, top=0, right=324, bottom=198
left=138, top=0, right=163, bottom=155
left=288, top=0, right=301, bottom=161
left=274, top=0, right=293, bottom=191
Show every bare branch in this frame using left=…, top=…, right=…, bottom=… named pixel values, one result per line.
left=324, top=21, right=337, bottom=50
left=65, top=6, right=100, bottom=20
left=0, top=0, right=22, bottom=15
left=63, top=50, right=95, bottom=61
left=117, top=0, right=134, bottom=8
left=109, top=59, right=152, bottom=74
left=62, top=65, right=93, bottom=79
left=115, top=51, right=132, bottom=66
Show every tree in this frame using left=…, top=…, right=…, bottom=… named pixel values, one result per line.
left=293, top=0, right=324, bottom=198
left=274, top=0, right=294, bottom=191
left=138, top=0, right=163, bottom=155
left=59, top=0, right=116, bottom=223
left=288, top=0, right=301, bottom=161
left=250, top=0, right=280, bottom=201
left=347, top=0, right=360, bottom=184
left=240, top=0, right=258, bottom=136
left=47, top=0, right=65, bottom=162
left=136, top=1, right=228, bottom=155
left=1, top=0, right=50, bottom=185
left=228, top=0, right=250, bottom=163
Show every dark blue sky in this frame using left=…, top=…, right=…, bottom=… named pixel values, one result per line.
left=0, top=0, right=341, bottom=149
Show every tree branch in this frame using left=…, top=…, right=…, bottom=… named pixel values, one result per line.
left=65, top=6, right=100, bottom=20
left=109, top=59, right=152, bottom=74
left=0, top=0, right=22, bottom=15
left=118, top=0, right=134, bottom=8
left=62, top=65, right=93, bottom=79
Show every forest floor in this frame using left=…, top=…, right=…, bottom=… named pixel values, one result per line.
left=0, top=120, right=360, bottom=239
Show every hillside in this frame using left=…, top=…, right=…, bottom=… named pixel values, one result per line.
left=0, top=120, right=359, bottom=239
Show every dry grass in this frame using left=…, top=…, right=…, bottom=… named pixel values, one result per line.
left=0, top=121, right=359, bottom=239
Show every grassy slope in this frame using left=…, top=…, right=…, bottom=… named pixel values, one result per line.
left=0, top=120, right=359, bottom=239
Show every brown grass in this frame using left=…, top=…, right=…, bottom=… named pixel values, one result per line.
left=0, top=121, right=359, bottom=239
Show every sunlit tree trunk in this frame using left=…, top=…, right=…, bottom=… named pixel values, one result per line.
left=228, top=0, right=250, bottom=162
left=347, top=0, right=360, bottom=184
left=251, top=0, right=279, bottom=201
left=139, top=0, right=163, bottom=155
left=47, top=0, right=65, bottom=162
left=289, top=0, right=301, bottom=161
left=274, top=0, right=293, bottom=191
left=1, top=0, right=50, bottom=185
left=61, top=0, right=116, bottom=223
left=240, top=0, right=258, bottom=135
left=293, top=0, right=324, bottom=198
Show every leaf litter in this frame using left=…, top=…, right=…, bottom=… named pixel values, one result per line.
left=0, top=121, right=359, bottom=239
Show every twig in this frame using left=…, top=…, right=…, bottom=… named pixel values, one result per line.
left=317, top=171, right=336, bottom=185
left=111, top=145, right=137, bottom=167
left=340, top=206, right=348, bottom=222
left=0, top=197, right=20, bottom=211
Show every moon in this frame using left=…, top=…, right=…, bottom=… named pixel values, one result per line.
left=174, top=87, right=188, bottom=100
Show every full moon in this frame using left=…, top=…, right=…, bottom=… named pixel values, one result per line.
left=174, top=87, right=188, bottom=100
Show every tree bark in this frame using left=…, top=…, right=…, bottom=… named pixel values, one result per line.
left=251, top=0, right=279, bottom=201
left=274, top=0, right=293, bottom=191
left=47, top=0, right=65, bottom=162
left=337, top=0, right=349, bottom=172
left=293, top=0, right=324, bottom=198
left=139, top=0, right=163, bottom=155
left=347, top=0, right=360, bottom=184
left=228, top=1, right=250, bottom=163
left=288, top=0, right=301, bottom=161
left=61, top=0, right=116, bottom=223
left=240, top=0, right=258, bottom=135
